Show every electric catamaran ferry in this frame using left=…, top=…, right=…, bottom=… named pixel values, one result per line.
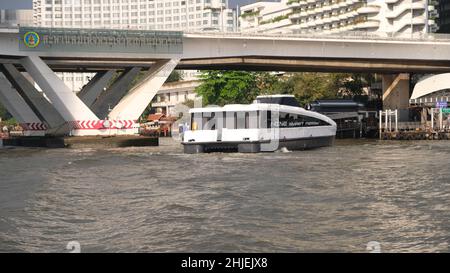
left=182, top=95, right=337, bottom=153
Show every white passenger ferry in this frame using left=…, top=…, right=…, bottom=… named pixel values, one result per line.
left=182, top=95, right=337, bottom=153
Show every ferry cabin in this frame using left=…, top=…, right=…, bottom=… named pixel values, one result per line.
left=183, top=104, right=336, bottom=153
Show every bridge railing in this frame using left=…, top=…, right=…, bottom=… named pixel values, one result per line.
left=3, top=25, right=450, bottom=42
left=184, top=30, right=450, bottom=42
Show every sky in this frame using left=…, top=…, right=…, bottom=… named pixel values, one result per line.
left=0, top=0, right=32, bottom=9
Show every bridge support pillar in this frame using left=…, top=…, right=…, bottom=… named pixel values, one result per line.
left=0, top=74, right=45, bottom=136
left=109, top=59, right=179, bottom=121
left=77, top=70, right=116, bottom=107
left=20, top=56, right=116, bottom=136
left=382, top=74, right=410, bottom=121
left=91, top=67, right=142, bottom=120
left=0, top=64, right=68, bottom=136
left=21, top=56, right=99, bottom=122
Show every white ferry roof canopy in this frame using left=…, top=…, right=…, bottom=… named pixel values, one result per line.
left=411, top=73, right=450, bottom=100
left=189, top=104, right=280, bottom=113
left=256, top=95, right=295, bottom=98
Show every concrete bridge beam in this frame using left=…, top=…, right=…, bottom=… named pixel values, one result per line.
left=91, top=67, right=142, bottom=120
left=77, top=70, right=116, bottom=107
left=109, top=59, right=179, bottom=121
left=20, top=56, right=99, bottom=122
left=382, top=73, right=410, bottom=121
left=0, top=64, right=67, bottom=135
left=0, top=74, right=45, bottom=136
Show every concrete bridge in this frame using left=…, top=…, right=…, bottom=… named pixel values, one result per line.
left=1, top=27, right=450, bottom=136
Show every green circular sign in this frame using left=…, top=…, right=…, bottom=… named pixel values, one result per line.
left=23, top=31, right=40, bottom=48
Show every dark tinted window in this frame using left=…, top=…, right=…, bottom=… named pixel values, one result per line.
left=256, top=97, right=300, bottom=107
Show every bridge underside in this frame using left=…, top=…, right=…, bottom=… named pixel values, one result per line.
left=177, top=56, right=450, bottom=74
left=2, top=56, right=450, bottom=73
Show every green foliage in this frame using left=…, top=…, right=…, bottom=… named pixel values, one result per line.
left=260, top=15, right=289, bottom=25
left=287, top=73, right=339, bottom=105
left=195, top=71, right=375, bottom=107
left=195, top=71, right=261, bottom=106
left=182, top=99, right=195, bottom=109
left=1, top=118, right=17, bottom=127
left=0, top=103, right=7, bottom=120
left=0, top=102, right=12, bottom=121
left=166, top=70, right=183, bottom=83
left=240, top=11, right=259, bottom=18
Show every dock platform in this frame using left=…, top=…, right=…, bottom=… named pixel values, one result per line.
left=1, top=135, right=159, bottom=148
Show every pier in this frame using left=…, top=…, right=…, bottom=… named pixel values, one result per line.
left=379, top=108, right=450, bottom=140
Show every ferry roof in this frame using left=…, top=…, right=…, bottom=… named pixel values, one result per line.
left=256, top=94, right=296, bottom=98
left=189, top=103, right=288, bottom=113
left=188, top=103, right=336, bottom=126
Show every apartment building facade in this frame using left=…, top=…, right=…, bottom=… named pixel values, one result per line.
left=240, top=0, right=439, bottom=35
left=151, top=80, right=200, bottom=115
left=33, top=0, right=237, bottom=31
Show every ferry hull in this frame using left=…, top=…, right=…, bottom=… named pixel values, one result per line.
left=183, top=135, right=335, bottom=154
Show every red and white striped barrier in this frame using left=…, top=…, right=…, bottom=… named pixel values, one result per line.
left=20, top=122, right=48, bottom=131
left=69, top=120, right=137, bottom=130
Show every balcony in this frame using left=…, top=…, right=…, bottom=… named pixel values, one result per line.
left=357, top=5, right=381, bottom=15
left=385, top=2, right=426, bottom=19
left=353, top=20, right=381, bottom=29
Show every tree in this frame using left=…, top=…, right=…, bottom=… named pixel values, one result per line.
left=195, top=71, right=374, bottom=107
left=166, top=70, right=183, bottom=83
left=195, top=71, right=261, bottom=106
left=256, top=72, right=291, bottom=95
left=0, top=102, right=11, bottom=121
left=279, top=73, right=339, bottom=106
left=182, top=99, right=196, bottom=109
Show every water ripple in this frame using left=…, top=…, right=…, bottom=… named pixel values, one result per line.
left=1, top=139, right=450, bottom=252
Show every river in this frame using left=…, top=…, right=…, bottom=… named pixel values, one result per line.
left=1, top=138, right=449, bottom=252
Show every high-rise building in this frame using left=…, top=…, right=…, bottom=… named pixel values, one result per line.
left=240, top=0, right=438, bottom=35
left=0, top=9, right=33, bottom=28
left=32, top=0, right=238, bottom=91
left=436, top=0, right=450, bottom=33
left=33, top=0, right=237, bottom=31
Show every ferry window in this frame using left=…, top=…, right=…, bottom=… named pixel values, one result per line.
left=245, top=112, right=249, bottom=129
left=258, top=110, right=271, bottom=129
left=191, top=113, right=202, bottom=130
left=202, top=112, right=215, bottom=130
left=270, top=113, right=331, bottom=128
left=247, top=111, right=258, bottom=129
left=215, top=112, right=224, bottom=130
left=236, top=111, right=246, bottom=129
left=303, top=116, right=330, bottom=127
left=225, top=111, right=235, bottom=129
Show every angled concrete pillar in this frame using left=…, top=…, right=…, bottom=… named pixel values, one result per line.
left=0, top=74, right=45, bottom=136
left=0, top=64, right=66, bottom=134
left=20, top=56, right=99, bottom=122
left=109, top=59, right=179, bottom=121
left=77, top=70, right=116, bottom=107
left=382, top=73, right=410, bottom=121
left=90, top=67, right=142, bottom=119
